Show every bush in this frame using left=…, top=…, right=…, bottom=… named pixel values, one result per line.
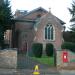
left=32, top=43, right=43, bottom=58
left=45, top=43, right=54, bottom=57
left=61, top=42, right=75, bottom=52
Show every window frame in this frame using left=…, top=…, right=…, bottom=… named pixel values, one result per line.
left=44, top=24, right=55, bottom=41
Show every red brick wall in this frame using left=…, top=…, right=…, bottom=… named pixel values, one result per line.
left=34, top=13, right=63, bottom=50
left=14, top=9, right=63, bottom=51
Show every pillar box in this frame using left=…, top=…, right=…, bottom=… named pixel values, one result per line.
left=63, top=51, right=68, bottom=63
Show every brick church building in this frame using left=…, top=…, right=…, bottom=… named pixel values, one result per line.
left=5, top=7, right=65, bottom=54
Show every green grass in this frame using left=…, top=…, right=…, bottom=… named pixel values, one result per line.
left=31, top=56, right=54, bottom=66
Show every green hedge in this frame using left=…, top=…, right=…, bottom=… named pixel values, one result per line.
left=61, top=42, right=75, bottom=52
left=45, top=43, right=54, bottom=57
left=32, top=43, right=43, bottom=58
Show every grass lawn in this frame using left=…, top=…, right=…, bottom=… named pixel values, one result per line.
left=31, top=56, right=54, bottom=66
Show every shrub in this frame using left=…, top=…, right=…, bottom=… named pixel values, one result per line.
left=61, top=42, right=75, bottom=52
left=32, top=43, right=43, bottom=58
left=45, top=43, right=54, bottom=57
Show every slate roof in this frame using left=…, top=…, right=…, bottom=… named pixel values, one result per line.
left=14, top=7, right=66, bottom=25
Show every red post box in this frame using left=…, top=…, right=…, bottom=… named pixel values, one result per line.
left=63, top=51, right=68, bottom=63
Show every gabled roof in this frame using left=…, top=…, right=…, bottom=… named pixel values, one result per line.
left=25, top=7, right=48, bottom=16
left=13, top=19, right=35, bottom=23
left=56, top=17, right=66, bottom=25
left=14, top=7, right=65, bottom=25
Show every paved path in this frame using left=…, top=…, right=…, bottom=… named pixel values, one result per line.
left=0, top=69, right=75, bottom=75
left=0, top=69, right=60, bottom=75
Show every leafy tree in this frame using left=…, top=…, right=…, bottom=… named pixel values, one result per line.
left=61, top=42, right=75, bottom=53
left=63, top=31, right=75, bottom=43
left=0, top=0, right=13, bottom=49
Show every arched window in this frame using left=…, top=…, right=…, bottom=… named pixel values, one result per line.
left=45, top=24, right=54, bottom=40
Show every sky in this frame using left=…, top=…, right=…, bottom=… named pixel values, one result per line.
left=10, top=0, right=73, bottom=30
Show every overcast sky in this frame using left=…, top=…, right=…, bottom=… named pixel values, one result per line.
left=10, top=0, right=73, bottom=30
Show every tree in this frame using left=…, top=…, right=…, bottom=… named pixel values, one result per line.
left=68, top=1, right=75, bottom=44
left=0, top=0, right=13, bottom=49
left=69, top=1, right=75, bottom=32
left=61, top=42, right=75, bottom=53
left=63, top=31, right=75, bottom=43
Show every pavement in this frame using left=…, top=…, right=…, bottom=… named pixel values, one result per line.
left=0, top=68, right=75, bottom=75
left=59, top=70, right=75, bottom=75
left=0, top=68, right=60, bottom=75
